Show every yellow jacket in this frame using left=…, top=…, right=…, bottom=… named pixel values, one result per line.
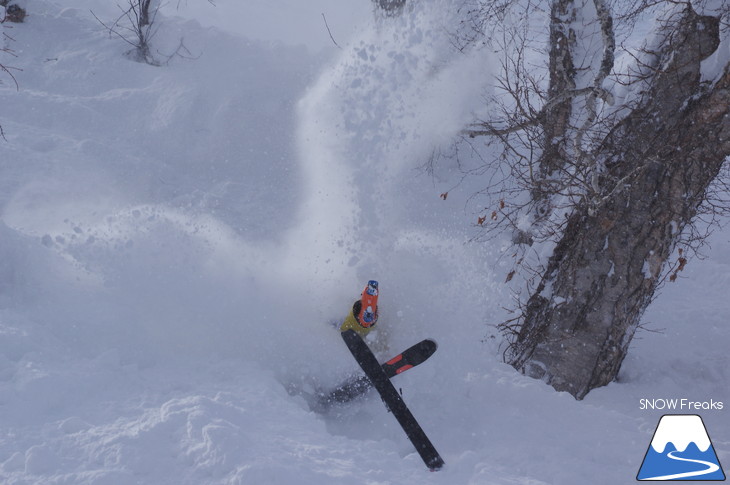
left=339, top=306, right=374, bottom=338
left=339, top=303, right=388, bottom=355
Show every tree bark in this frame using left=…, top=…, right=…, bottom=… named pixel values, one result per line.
left=139, top=0, right=152, bottom=27
left=542, top=0, right=576, bottom=174
left=509, top=8, right=729, bottom=399
left=532, top=0, right=577, bottom=222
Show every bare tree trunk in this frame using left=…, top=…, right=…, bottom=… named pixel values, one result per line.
left=139, top=0, right=152, bottom=27
left=525, top=0, right=578, bottom=231
left=508, top=7, right=729, bottom=399
left=541, top=0, right=576, bottom=177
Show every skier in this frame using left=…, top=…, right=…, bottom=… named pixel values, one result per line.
left=336, top=280, right=444, bottom=470
left=339, top=280, right=381, bottom=339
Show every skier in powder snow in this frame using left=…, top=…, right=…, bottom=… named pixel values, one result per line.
left=339, top=281, right=387, bottom=351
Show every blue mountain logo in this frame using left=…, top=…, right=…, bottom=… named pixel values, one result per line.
left=637, top=414, right=726, bottom=481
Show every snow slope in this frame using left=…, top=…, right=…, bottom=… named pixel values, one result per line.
left=0, top=2, right=728, bottom=484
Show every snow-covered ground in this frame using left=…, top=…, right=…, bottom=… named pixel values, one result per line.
left=0, top=2, right=728, bottom=484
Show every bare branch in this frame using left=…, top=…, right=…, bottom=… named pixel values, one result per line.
left=321, top=13, right=342, bottom=50
left=157, top=37, right=201, bottom=65
left=1, top=11, right=21, bottom=140
left=92, top=0, right=163, bottom=65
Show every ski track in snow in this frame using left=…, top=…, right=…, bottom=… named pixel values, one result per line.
left=0, top=2, right=729, bottom=484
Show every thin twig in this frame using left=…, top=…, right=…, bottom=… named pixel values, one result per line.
left=321, top=13, right=341, bottom=49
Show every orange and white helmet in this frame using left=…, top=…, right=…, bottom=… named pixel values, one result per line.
left=355, top=280, right=379, bottom=328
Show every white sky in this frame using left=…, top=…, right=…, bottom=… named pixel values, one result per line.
left=178, top=0, right=372, bottom=52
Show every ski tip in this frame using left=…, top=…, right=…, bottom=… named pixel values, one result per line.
left=428, top=460, right=445, bottom=471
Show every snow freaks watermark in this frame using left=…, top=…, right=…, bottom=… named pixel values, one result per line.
left=639, top=398, right=724, bottom=411
left=636, top=415, right=726, bottom=481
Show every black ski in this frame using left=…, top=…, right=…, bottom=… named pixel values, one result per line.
left=323, top=338, right=437, bottom=405
left=382, top=338, right=437, bottom=378
left=341, top=329, right=444, bottom=470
